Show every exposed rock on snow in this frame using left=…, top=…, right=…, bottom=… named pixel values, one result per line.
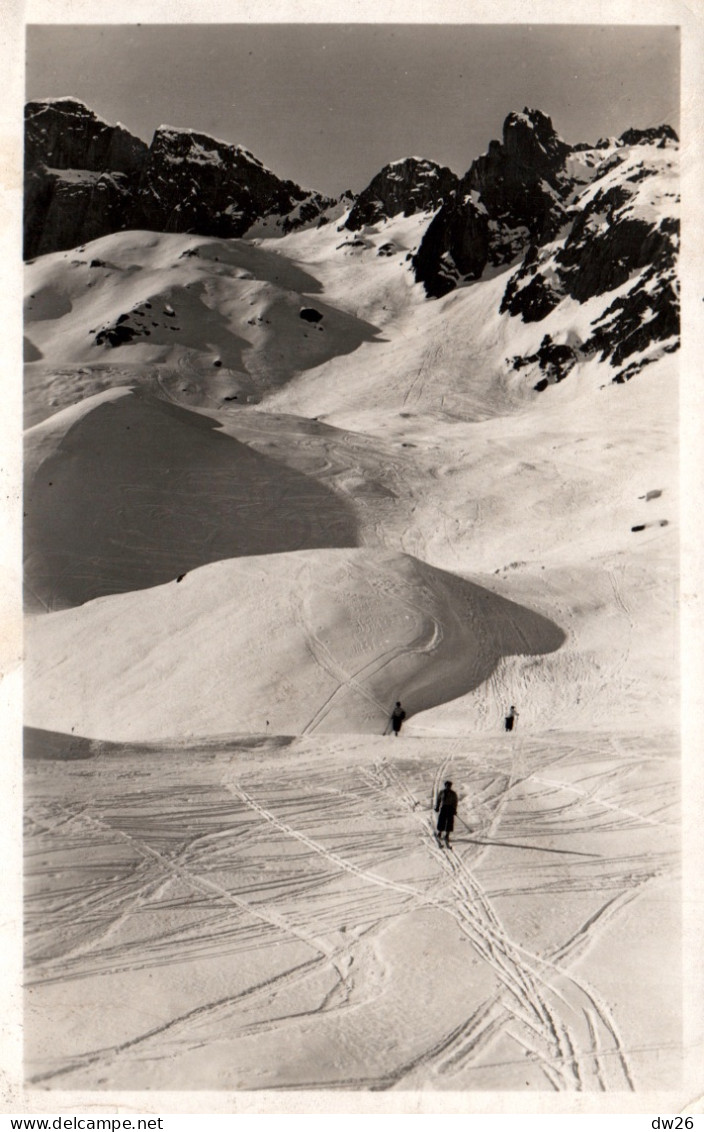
left=23, top=99, right=341, bottom=256
left=501, top=143, right=679, bottom=383
left=414, top=109, right=571, bottom=297
left=410, top=111, right=679, bottom=386
left=511, top=335, right=578, bottom=391
left=345, top=157, right=458, bottom=231
left=134, top=125, right=311, bottom=239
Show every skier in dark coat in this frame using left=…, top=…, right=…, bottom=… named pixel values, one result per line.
left=390, top=701, right=406, bottom=736
left=505, top=705, right=518, bottom=732
left=435, top=780, right=458, bottom=845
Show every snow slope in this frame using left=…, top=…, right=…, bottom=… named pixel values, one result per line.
left=24, top=229, right=381, bottom=419
left=25, top=548, right=564, bottom=740
left=25, top=731, right=680, bottom=1092
left=22, top=149, right=682, bottom=1095
left=24, top=386, right=357, bottom=611
left=24, top=219, right=678, bottom=733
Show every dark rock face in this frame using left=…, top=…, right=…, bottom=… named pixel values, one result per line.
left=413, top=198, right=490, bottom=298
left=584, top=258, right=679, bottom=373
left=413, top=109, right=572, bottom=296
left=24, top=100, right=148, bottom=259
left=133, top=126, right=309, bottom=238
left=345, top=158, right=458, bottom=231
left=24, top=99, right=338, bottom=256
left=558, top=215, right=670, bottom=302
left=25, top=99, right=148, bottom=177
left=24, top=168, right=135, bottom=259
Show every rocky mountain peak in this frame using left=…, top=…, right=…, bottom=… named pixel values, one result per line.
left=618, top=124, right=678, bottom=147
left=344, top=156, right=459, bottom=231
left=501, top=108, right=571, bottom=171
left=25, top=97, right=148, bottom=176
left=465, top=107, right=571, bottom=207
left=414, top=108, right=573, bottom=298
left=135, top=122, right=308, bottom=238
left=24, top=100, right=337, bottom=256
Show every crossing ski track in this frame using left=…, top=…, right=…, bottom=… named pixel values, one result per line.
left=24, top=731, right=679, bottom=1092
left=22, top=216, right=682, bottom=1096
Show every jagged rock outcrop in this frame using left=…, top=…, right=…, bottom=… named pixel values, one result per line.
left=24, top=100, right=148, bottom=259
left=24, top=168, right=136, bottom=260
left=345, top=158, right=458, bottom=231
left=25, top=98, right=148, bottom=177
left=414, top=109, right=572, bottom=297
left=618, top=124, right=678, bottom=147
left=133, top=126, right=311, bottom=238
left=24, top=99, right=340, bottom=256
left=501, top=140, right=679, bottom=381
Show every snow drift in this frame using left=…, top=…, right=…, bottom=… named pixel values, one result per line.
left=24, top=547, right=564, bottom=741
left=24, top=386, right=358, bottom=611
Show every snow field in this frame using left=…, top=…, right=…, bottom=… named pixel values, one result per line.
left=24, top=731, right=680, bottom=1091
left=22, top=180, right=682, bottom=1094
left=24, top=546, right=565, bottom=740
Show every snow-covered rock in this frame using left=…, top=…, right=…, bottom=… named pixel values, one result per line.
left=24, top=99, right=148, bottom=258
left=503, top=143, right=679, bottom=384
left=414, top=108, right=573, bottom=297
left=24, top=99, right=340, bottom=255
left=345, top=157, right=458, bottom=231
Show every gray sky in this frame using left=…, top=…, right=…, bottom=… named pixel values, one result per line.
left=25, top=23, right=679, bottom=195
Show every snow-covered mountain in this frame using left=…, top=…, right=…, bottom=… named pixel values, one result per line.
left=411, top=108, right=679, bottom=386
left=344, top=156, right=458, bottom=231
left=24, top=98, right=341, bottom=257
left=23, top=104, right=680, bottom=732
left=22, top=103, right=682, bottom=1093
left=24, top=101, right=680, bottom=393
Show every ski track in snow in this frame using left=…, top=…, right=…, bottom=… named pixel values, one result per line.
left=24, top=733, right=678, bottom=1091
left=23, top=196, right=681, bottom=1093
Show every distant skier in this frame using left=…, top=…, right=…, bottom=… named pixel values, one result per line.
left=435, top=780, right=458, bottom=845
left=505, top=705, right=519, bottom=732
left=390, top=701, right=406, bottom=737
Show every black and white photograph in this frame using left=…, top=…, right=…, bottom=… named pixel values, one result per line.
left=5, top=0, right=703, bottom=1115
